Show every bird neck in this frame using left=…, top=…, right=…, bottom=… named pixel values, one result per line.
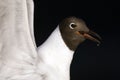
left=37, top=26, right=74, bottom=80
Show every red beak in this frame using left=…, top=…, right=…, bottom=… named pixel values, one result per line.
left=78, top=30, right=102, bottom=45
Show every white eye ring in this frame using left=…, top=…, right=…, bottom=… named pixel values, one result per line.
left=69, top=23, right=75, bottom=29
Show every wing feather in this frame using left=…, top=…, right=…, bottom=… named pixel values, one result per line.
left=0, top=0, right=41, bottom=80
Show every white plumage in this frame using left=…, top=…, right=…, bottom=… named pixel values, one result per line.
left=0, top=0, right=74, bottom=80
left=0, top=0, right=101, bottom=80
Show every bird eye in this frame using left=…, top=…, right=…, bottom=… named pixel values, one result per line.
left=69, top=23, right=76, bottom=29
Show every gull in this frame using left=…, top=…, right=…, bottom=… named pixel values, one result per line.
left=0, top=0, right=101, bottom=80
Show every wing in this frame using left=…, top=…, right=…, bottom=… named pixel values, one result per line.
left=0, top=0, right=42, bottom=80
left=26, top=0, right=36, bottom=47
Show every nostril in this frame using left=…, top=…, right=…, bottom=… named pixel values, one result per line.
left=79, top=31, right=85, bottom=35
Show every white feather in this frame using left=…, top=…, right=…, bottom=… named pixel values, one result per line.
left=0, top=0, right=74, bottom=80
left=37, top=26, right=74, bottom=80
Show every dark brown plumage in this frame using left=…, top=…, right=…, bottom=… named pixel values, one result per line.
left=59, top=17, right=101, bottom=51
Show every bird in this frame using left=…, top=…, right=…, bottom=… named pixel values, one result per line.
left=0, top=0, right=101, bottom=80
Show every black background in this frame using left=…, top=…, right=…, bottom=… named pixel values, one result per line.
left=33, top=0, right=120, bottom=80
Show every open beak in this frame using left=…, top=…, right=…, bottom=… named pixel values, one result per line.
left=78, top=30, right=102, bottom=45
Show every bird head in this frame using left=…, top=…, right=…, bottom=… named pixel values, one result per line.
left=59, top=17, right=101, bottom=51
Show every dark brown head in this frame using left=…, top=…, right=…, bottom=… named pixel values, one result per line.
left=59, top=17, right=101, bottom=51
